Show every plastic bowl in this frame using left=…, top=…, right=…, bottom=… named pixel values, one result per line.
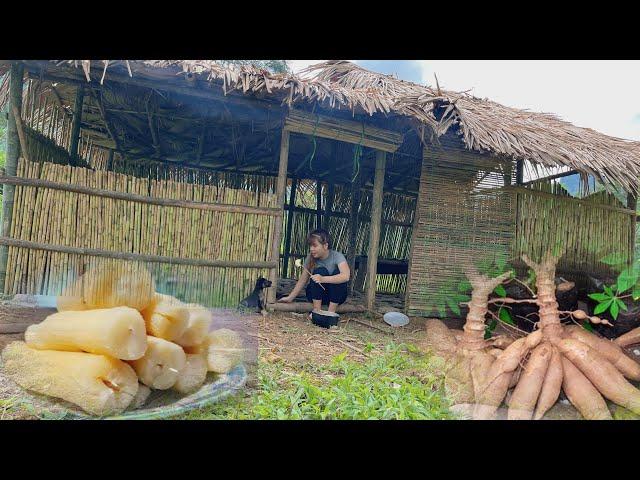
left=311, top=310, right=340, bottom=329
left=383, top=311, right=410, bottom=327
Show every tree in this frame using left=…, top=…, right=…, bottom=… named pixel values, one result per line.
left=216, top=60, right=290, bottom=74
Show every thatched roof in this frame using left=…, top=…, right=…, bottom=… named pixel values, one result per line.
left=4, top=60, right=640, bottom=193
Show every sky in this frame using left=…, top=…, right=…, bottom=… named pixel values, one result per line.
left=288, top=60, right=640, bottom=142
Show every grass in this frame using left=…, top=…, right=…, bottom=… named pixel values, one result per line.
left=177, top=343, right=457, bottom=420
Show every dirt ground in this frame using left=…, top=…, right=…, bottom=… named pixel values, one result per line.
left=0, top=310, right=635, bottom=420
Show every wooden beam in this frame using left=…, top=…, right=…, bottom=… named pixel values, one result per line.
left=146, top=93, right=161, bottom=157
left=0, top=174, right=282, bottom=217
left=91, top=87, right=124, bottom=155
left=0, top=237, right=277, bottom=269
left=366, top=151, right=386, bottom=311
left=0, top=62, right=24, bottom=294
left=347, top=172, right=362, bottom=296
left=285, top=109, right=403, bottom=153
left=69, top=84, right=84, bottom=163
left=268, top=129, right=291, bottom=304
left=521, top=169, right=579, bottom=186
left=282, top=177, right=298, bottom=279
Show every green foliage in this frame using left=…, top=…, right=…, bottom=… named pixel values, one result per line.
left=216, top=60, right=290, bottom=74
left=589, top=251, right=640, bottom=321
left=484, top=280, right=514, bottom=339
left=179, top=345, right=455, bottom=420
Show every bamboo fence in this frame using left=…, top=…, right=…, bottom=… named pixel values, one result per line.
left=4, top=152, right=277, bottom=306
left=513, top=180, right=634, bottom=281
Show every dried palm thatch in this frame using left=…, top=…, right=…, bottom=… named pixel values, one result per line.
left=3, top=60, right=640, bottom=193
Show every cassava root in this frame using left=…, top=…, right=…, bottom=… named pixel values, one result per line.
left=421, top=251, right=640, bottom=420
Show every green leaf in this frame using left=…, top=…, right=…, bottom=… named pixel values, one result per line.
left=616, top=298, right=628, bottom=312
left=436, top=303, right=447, bottom=318
left=632, top=285, right=640, bottom=301
left=493, top=285, right=507, bottom=297
left=616, top=267, right=639, bottom=294
left=498, top=307, right=515, bottom=326
left=588, top=293, right=611, bottom=302
left=604, top=285, right=614, bottom=297
left=610, top=300, right=620, bottom=320
left=601, top=252, right=628, bottom=267
left=446, top=298, right=461, bottom=316
left=484, top=319, right=498, bottom=340
left=581, top=321, right=595, bottom=333
left=457, top=280, right=472, bottom=293
left=594, top=299, right=613, bottom=315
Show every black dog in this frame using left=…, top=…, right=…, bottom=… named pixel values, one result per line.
left=239, top=277, right=272, bottom=316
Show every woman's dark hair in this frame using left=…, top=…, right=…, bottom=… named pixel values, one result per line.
left=307, top=229, right=331, bottom=248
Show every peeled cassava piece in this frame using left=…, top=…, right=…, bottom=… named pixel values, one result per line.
left=57, top=262, right=155, bottom=312
left=141, top=293, right=189, bottom=341
left=25, top=306, right=147, bottom=360
left=173, top=353, right=208, bottom=394
left=2, top=341, right=138, bottom=416
left=206, top=329, right=244, bottom=374
left=129, top=336, right=186, bottom=390
left=175, top=304, right=213, bottom=348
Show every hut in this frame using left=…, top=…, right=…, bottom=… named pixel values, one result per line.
left=0, top=60, right=639, bottom=332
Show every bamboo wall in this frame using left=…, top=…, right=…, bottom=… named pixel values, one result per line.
left=406, top=147, right=516, bottom=317
left=280, top=179, right=415, bottom=294
left=5, top=154, right=277, bottom=307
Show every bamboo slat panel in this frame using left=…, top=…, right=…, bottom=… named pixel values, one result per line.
left=5, top=156, right=277, bottom=307
left=513, top=182, right=634, bottom=280
left=406, top=147, right=516, bottom=317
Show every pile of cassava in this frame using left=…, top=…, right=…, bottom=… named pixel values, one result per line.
left=0, top=263, right=244, bottom=417
left=420, top=251, right=640, bottom=420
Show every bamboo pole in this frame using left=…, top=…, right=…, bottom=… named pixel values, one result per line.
left=267, top=127, right=290, bottom=305
left=316, top=179, right=323, bottom=229
left=347, top=173, right=362, bottom=296
left=0, top=174, right=281, bottom=216
left=0, top=62, right=25, bottom=294
left=282, top=177, right=297, bottom=279
left=68, top=85, right=84, bottom=165
left=628, top=192, right=637, bottom=260
left=365, top=151, right=386, bottom=311
left=324, top=181, right=335, bottom=231
left=0, top=237, right=277, bottom=269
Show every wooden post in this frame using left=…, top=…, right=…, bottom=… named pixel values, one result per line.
left=629, top=192, right=637, bottom=261
left=69, top=85, right=84, bottom=164
left=365, top=151, right=386, bottom=311
left=324, top=181, right=335, bottom=230
left=268, top=128, right=290, bottom=305
left=0, top=62, right=24, bottom=294
left=282, top=177, right=298, bottom=279
left=347, top=174, right=362, bottom=296
left=316, top=180, right=323, bottom=229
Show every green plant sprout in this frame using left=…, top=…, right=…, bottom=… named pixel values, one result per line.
left=588, top=251, right=639, bottom=322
